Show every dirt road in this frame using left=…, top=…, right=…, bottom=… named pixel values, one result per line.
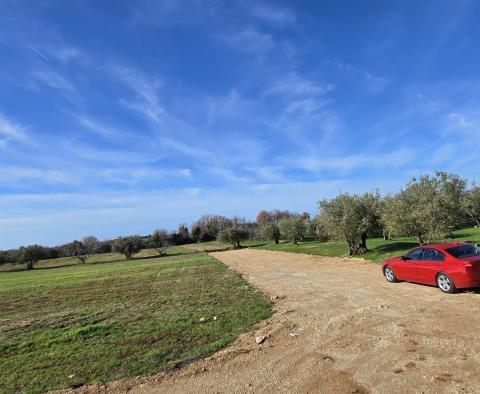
left=71, top=249, right=480, bottom=393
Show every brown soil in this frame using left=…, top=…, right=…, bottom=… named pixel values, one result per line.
left=61, top=249, right=480, bottom=393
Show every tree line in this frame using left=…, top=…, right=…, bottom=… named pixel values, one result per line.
left=2, top=171, right=480, bottom=269
left=203, top=171, right=480, bottom=256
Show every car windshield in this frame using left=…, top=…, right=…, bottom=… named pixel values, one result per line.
left=445, top=244, right=480, bottom=259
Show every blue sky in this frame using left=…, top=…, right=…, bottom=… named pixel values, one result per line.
left=1, top=0, right=480, bottom=249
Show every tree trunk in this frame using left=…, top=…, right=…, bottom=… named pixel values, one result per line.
left=383, top=229, right=389, bottom=241
left=360, top=232, right=368, bottom=251
left=25, top=261, right=33, bottom=270
left=274, top=237, right=279, bottom=244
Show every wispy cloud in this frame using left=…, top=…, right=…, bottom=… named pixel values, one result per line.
left=294, top=148, right=415, bottom=173
left=335, top=61, right=389, bottom=94
left=0, top=112, right=27, bottom=145
left=0, top=166, right=71, bottom=184
left=29, top=68, right=80, bottom=105
left=266, top=71, right=334, bottom=97
left=251, top=3, right=297, bottom=26
left=74, top=114, right=139, bottom=141
left=224, top=28, right=274, bottom=53
left=47, top=45, right=88, bottom=63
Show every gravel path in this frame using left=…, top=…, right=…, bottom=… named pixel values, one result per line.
left=66, top=248, right=480, bottom=394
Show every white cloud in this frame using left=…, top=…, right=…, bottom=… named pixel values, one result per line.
left=335, top=61, right=389, bottom=94
left=48, top=45, right=87, bottom=63
left=447, top=112, right=479, bottom=137
left=224, top=28, right=274, bottom=53
left=0, top=112, right=27, bottom=142
left=0, top=166, right=72, bottom=184
left=31, top=69, right=74, bottom=92
left=295, top=148, right=415, bottom=173
left=74, top=114, right=140, bottom=141
left=266, top=72, right=334, bottom=97
left=251, top=3, right=296, bottom=26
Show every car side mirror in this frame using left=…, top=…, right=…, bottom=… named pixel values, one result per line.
left=400, top=255, right=408, bottom=261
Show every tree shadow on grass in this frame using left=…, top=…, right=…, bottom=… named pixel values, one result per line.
left=368, top=241, right=419, bottom=255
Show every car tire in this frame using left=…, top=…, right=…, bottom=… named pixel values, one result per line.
left=384, top=266, right=398, bottom=283
left=436, top=273, right=456, bottom=293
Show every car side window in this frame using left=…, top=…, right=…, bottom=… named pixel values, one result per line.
left=406, top=248, right=424, bottom=260
left=422, top=248, right=445, bottom=262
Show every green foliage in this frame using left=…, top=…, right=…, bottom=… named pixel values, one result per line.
left=463, top=185, right=480, bottom=227
left=384, top=172, right=467, bottom=243
left=65, top=240, right=88, bottom=263
left=217, top=227, right=249, bottom=248
left=0, top=251, right=271, bottom=393
left=277, top=217, right=306, bottom=244
left=318, top=193, right=371, bottom=255
left=17, top=244, right=46, bottom=270
left=113, top=235, right=144, bottom=259
left=260, top=223, right=281, bottom=244
left=307, top=216, right=329, bottom=242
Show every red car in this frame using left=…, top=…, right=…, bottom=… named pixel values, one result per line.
left=382, top=242, right=480, bottom=293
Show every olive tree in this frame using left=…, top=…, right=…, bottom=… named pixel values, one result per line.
left=277, top=217, right=306, bottom=244
left=113, top=236, right=144, bottom=259
left=383, top=172, right=467, bottom=244
left=150, top=229, right=171, bottom=256
left=69, top=240, right=88, bottom=264
left=318, top=194, right=370, bottom=255
left=462, top=185, right=480, bottom=227
left=261, top=222, right=281, bottom=244
left=17, top=244, right=45, bottom=270
left=308, top=216, right=328, bottom=242
left=358, top=191, right=384, bottom=247
left=65, top=236, right=99, bottom=264
left=218, top=227, right=249, bottom=248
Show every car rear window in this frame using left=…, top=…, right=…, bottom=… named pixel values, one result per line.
left=445, top=244, right=480, bottom=258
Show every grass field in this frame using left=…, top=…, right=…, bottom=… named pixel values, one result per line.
left=0, top=249, right=271, bottom=393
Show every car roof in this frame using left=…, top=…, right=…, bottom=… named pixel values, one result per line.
left=420, top=242, right=465, bottom=251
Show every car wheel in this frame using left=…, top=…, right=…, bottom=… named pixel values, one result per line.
left=436, top=273, right=456, bottom=293
left=384, top=266, right=398, bottom=283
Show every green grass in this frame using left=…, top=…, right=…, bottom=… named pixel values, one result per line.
left=0, top=248, right=271, bottom=393
left=251, top=226, right=480, bottom=263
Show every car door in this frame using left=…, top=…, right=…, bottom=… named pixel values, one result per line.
left=395, top=247, right=424, bottom=281
left=415, top=248, right=445, bottom=285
